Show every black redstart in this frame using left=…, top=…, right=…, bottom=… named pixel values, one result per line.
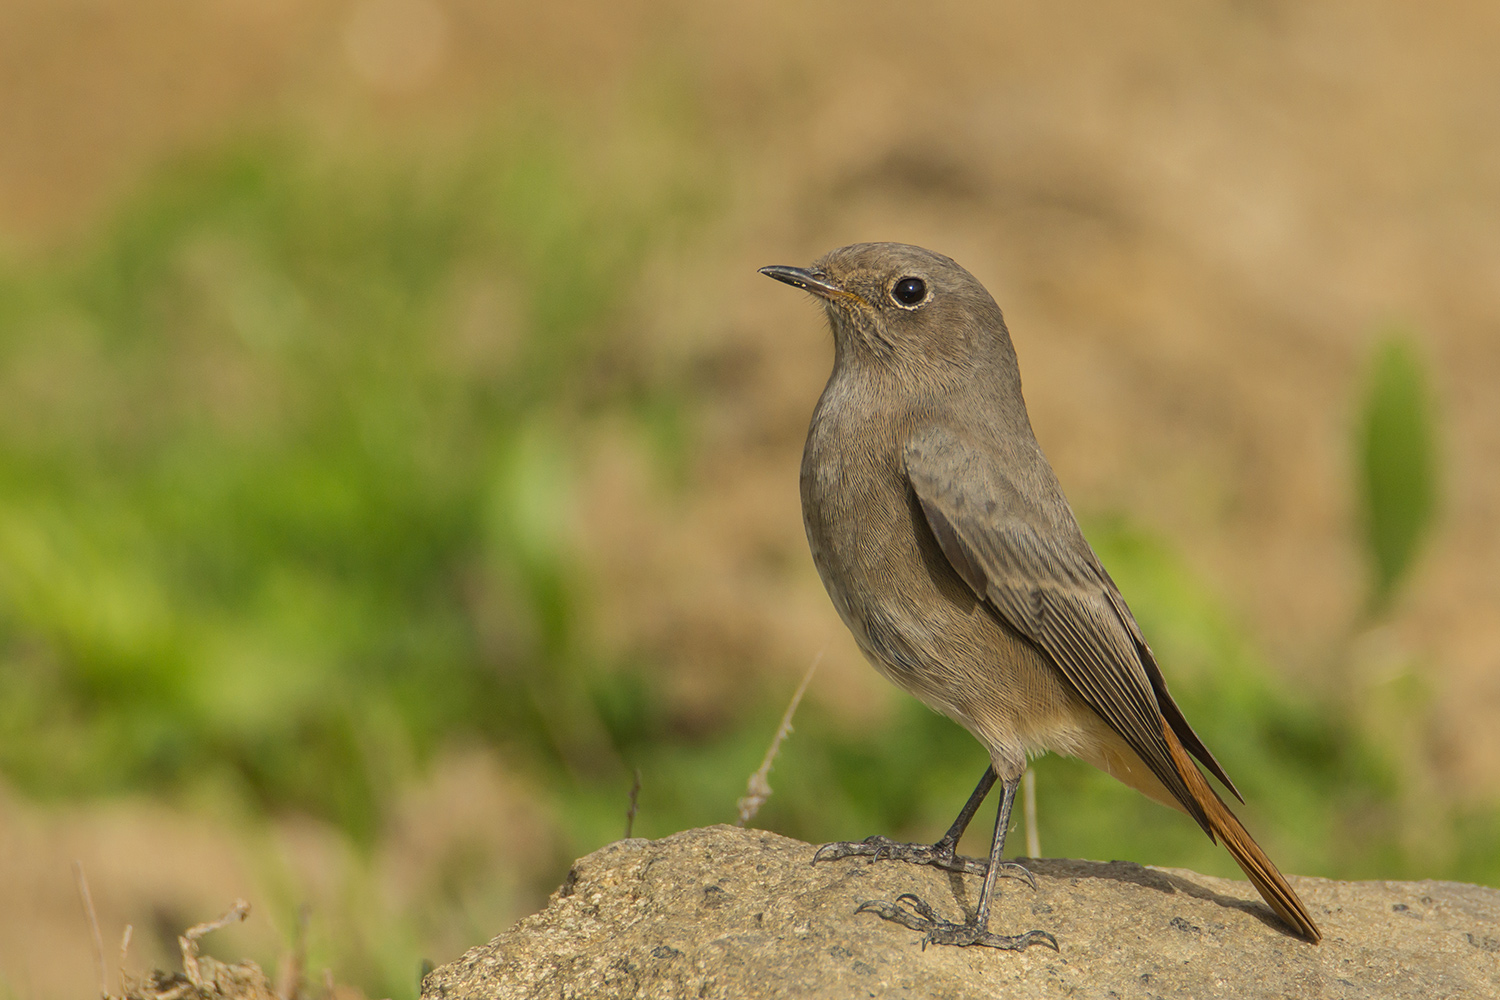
left=760, top=242, right=1320, bottom=950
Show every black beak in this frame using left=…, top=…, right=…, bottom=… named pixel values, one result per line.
left=758, top=265, right=847, bottom=301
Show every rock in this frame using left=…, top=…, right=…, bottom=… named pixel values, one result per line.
left=126, top=960, right=278, bottom=1000
left=422, top=825, right=1500, bottom=999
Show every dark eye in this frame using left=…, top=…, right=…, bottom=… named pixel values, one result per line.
left=892, top=276, right=927, bottom=306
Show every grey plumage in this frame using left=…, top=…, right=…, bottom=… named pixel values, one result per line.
left=763, top=242, right=1320, bottom=945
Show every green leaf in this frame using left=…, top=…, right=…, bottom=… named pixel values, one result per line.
left=1357, top=334, right=1438, bottom=612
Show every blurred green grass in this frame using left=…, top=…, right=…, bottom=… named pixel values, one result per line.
left=0, top=113, right=1490, bottom=999
left=0, top=123, right=699, bottom=846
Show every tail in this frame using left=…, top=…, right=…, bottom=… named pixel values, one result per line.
left=1164, top=725, right=1323, bottom=943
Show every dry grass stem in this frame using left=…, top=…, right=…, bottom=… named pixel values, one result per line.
left=274, top=904, right=310, bottom=1000
left=98, top=899, right=305, bottom=1000
left=736, top=651, right=822, bottom=827
left=120, top=925, right=134, bottom=998
left=74, top=860, right=109, bottom=999
left=1023, top=768, right=1040, bottom=858
left=624, top=768, right=642, bottom=839
left=181, top=899, right=251, bottom=988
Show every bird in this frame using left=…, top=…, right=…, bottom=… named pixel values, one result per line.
left=759, top=242, right=1321, bottom=950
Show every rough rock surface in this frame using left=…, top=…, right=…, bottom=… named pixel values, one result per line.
left=422, top=825, right=1500, bottom=999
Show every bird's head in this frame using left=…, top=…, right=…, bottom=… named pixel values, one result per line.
left=760, top=242, right=1016, bottom=385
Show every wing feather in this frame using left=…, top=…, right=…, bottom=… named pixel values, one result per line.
left=905, top=426, right=1231, bottom=831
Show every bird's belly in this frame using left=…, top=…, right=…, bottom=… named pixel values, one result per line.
left=805, top=498, right=1087, bottom=771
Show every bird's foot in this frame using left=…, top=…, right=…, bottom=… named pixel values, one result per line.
left=813, top=834, right=980, bottom=873
left=856, top=893, right=1058, bottom=952
left=813, top=836, right=1036, bottom=886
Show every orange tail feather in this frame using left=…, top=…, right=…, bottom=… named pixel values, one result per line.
left=1164, top=725, right=1322, bottom=943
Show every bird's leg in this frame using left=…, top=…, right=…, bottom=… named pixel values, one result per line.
left=812, top=766, right=998, bottom=876
left=853, top=773, right=1058, bottom=951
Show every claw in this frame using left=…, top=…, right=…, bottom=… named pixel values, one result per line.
left=1022, top=930, right=1060, bottom=951
left=811, top=843, right=843, bottom=864
left=813, top=835, right=892, bottom=865
left=853, top=898, right=930, bottom=934
left=995, top=861, right=1038, bottom=890
left=892, top=892, right=941, bottom=923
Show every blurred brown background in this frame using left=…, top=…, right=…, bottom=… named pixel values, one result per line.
left=1, top=2, right=1497, bottom=998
